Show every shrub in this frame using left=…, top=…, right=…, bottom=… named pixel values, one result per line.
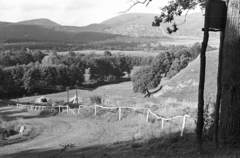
left=89, top=95, right=102, bottom=105
left=0, top=116, right=22, bottom=140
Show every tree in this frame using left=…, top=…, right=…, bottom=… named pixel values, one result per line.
left=132, top=66, right=161, bottom=94
left=220, top=0, right=240, bottom=146
left=104, top=50, right=112, bottom=56
left=128, top=0, right=240, bottom=153
left=32, top=50, right=46, bottom=63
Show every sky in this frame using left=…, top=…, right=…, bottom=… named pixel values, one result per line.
left=0, top=0, right=199, bottom=27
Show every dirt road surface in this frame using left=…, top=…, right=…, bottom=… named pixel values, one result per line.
left=0, top=106, right=142, bottom=158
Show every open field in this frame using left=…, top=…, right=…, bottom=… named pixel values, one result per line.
left=57, top=50, right=161, bottom=57
left=56, top=37, right=219, bottom=56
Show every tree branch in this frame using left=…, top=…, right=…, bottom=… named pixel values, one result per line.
left=120, top=0, right=152, bottom=13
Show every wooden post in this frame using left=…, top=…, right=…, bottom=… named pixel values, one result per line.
left=75, top=86, right=78, bottom=104
left=161, top=118, right=164, bottom=130
left=146, top=109, right=150, bottom=123
left=181, top=115, right=187, bottom=137
left=119, top=107, right=121, bottom=121
left=197, top=0, right=211, bottom=153
left=94, top=104, right=97, bottom=116
left=66, top=87, right=69, bottom=103
left=67, top=105, right=69, bottom=113
left=213, top=1, right=227, bottom=150
left=59, top=106, right=61, bottom=113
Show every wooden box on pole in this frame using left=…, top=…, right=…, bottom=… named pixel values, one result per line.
left=209, top=0, right=227, bottom=30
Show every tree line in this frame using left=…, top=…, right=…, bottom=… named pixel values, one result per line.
left=0, top=49, right=155, bottom=98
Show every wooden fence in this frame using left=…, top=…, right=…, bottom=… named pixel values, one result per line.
left=12, top=103, right=190, bottom=136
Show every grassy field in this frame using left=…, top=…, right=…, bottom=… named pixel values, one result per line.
left=57, top=50, right=161, bottom=57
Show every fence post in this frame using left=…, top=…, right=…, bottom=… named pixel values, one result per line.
left=67, top=105, right=69, bottom=114
left=181, top=115, right=187, bottom=137
left=146, top=109, right=150, bottom=123
left=94, top=104, right=97, bottom=116
left=119, top=107, right=121, bottom=121
left=78, top=106, right=81, bottom=114
left=161, top=118, right=164, bottom=130
left=59, top=106, right=61, bottom=113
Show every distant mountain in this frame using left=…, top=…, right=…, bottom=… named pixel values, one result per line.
left=0, top=12, right=211, bottom=44
left=101, top=12, right=206, bottom=38
left=17, top=18, right=61, bottom=27
left=102, top=13, right=168, bottom=37
left=54, top=23, right=111, bottom=33
left=0, top=23, right=119, bottom=43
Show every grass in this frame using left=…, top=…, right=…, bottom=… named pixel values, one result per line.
left=155, top=50, right=219, bottom=102
left=0, top=116, right=23, bottom=140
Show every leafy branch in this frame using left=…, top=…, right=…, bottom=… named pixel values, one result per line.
left=123, top=0, right=206, bottom=34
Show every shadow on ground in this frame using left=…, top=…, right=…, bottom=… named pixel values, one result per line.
left=1, top=132, right=239, bottom=158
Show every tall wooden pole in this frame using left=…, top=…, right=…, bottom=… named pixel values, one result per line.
left=213, top=29, right=225, bottom=150
left=196, top=0, right=211, bottom=153
left=213, top=0, right=227, bottom=150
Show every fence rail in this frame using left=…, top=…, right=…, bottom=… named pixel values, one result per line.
left=11, top=103, right=190, bottom=136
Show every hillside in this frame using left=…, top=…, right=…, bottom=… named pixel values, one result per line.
left=101, top=12, right=206, bottom=38
left=154, top=50, right=219, bottom=102
left=0, top=13, right=217, bottom=44
left=0, top=23, right=120, bottom=43
left=54, top=24, right=111, bottom=33
left=17, top=18, right=61, bottom=27
left=102, top=13, right=169, bottom=37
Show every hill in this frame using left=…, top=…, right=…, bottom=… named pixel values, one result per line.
left=54, top=23, right=111, bottom=33
left=101, top=12, right=206, bottom=38
left=154, top=50, right=219, bottom=102
left=0, top=25, right=119, bottom=43
left=17, top=18, right=61, bottom=27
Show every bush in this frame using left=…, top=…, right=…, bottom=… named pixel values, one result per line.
left=89, top=95, right=102, bottom=105
left=0, top=116, right=22, bottom=140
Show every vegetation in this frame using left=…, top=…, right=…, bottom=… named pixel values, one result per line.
left=131, top=43, right=215, bottom=94
left=0, top=116, right=22, bottom=140
left=130, top=0, right=240, bottom=154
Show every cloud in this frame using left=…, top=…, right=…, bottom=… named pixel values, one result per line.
left=64, top=0, right=98, bottom=11
left=0, top=0, right=17, bottom=11
left=21, top=4, right=53, bottom=12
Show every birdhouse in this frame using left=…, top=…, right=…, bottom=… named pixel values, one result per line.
left=209, top=0, right=227, bottom=30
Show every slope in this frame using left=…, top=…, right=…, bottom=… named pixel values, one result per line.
left=0, top=24, right=119, bottom=43
left=17, top=18, right=61, bottom=27
left=101, top=12, right=206, bottom=38
left=154, top=50, right=219, bottom=102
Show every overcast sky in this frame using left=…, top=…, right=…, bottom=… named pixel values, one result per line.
left=0, top=0, right=199, bottom=27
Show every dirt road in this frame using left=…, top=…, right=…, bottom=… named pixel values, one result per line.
left=0, top=106, right=136, bottom=158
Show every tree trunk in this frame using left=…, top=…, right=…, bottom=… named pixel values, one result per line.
left=220, top=0, right=240, bottom=145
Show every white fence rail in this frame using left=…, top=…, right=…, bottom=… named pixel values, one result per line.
left=12, top=102, right=190, bottom=136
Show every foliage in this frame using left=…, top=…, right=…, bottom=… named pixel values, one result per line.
left=89, top=95, right=102, bottom=105
left=0, top=116, right=22, bottom=140
left=193, top=98, right=215, bottom=141
left=132, top=66, right=161, bottom=94
left=152, top=0, right=206, bottom=33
